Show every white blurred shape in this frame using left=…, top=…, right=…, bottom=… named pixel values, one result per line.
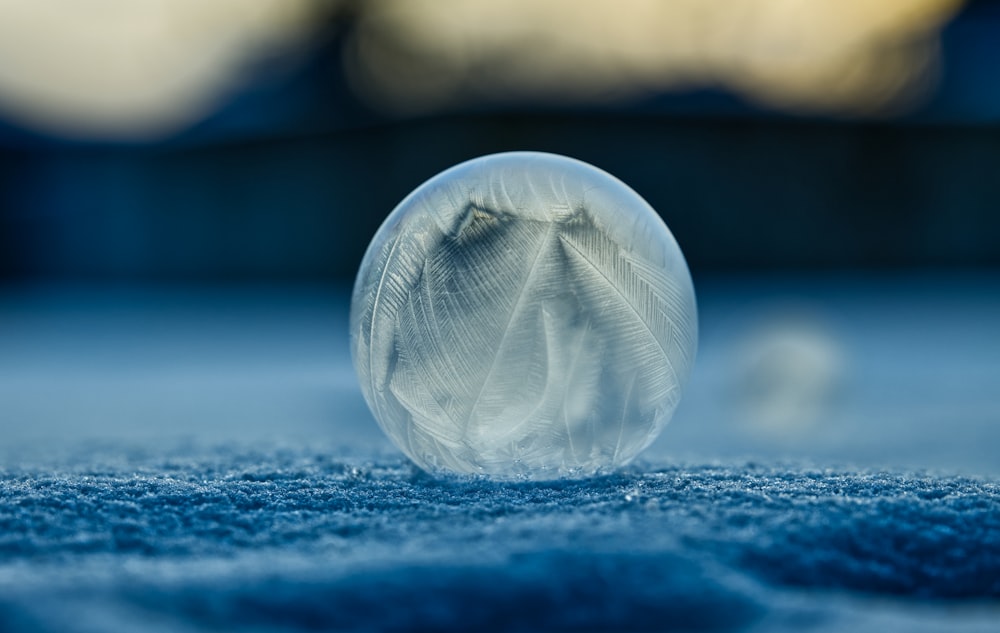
left=731, top=311, right=845, bottom=433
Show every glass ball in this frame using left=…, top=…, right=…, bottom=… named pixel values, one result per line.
left=350, top=152, right=697, bottom=479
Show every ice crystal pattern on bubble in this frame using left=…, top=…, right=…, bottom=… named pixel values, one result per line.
left=351, top=152, right=697, bottom=478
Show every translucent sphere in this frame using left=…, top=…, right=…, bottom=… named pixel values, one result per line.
left=350, top=152, right=697, bottom=479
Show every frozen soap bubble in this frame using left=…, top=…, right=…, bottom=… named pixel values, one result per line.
left=350, top=152, right=697, bottom=479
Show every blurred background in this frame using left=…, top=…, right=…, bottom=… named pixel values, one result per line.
left=0, top=0, right=998, bottom=474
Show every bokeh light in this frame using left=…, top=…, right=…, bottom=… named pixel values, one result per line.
left=346, top=0, right=964, bottom=116
left=0, top=1, right=968, bottom=140
left=0, top=0, right=331, bottom=140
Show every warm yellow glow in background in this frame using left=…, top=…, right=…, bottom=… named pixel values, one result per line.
left=348, top=0, right=964, bottom=115
left=0, top=0, right=965, bottom=140
left=0, top=0, right=328, bottom=139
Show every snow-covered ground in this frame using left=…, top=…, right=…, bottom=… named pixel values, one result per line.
left=0, top=275, right=997, bottom=632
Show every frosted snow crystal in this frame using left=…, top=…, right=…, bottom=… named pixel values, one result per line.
left=350, top=152, right=697, bottom=478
